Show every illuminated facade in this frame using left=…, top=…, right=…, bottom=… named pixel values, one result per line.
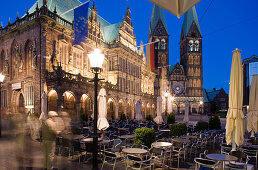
left=0, top=1, right=156, bottom=120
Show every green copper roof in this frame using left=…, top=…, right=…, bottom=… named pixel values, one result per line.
left=27, top=0, right=123, bottom=43
left=149, top=4, right=168, bottom=34
left=101, top=22, right=122, bottom=43
left=182, top=6, right=201, bottom=35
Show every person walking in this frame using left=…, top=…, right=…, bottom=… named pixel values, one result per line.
left=42, top=111, right=64, bottom=170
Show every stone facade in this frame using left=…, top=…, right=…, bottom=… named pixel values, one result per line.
left=0, top=3, right=156, bottom=120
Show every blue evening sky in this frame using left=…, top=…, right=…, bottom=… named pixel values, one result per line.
left=1, top=0, right=257, bottom=93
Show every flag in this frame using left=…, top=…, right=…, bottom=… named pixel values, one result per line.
left=74, top=2, right=90, bottom=45
left=146, top=42, right=156, bottom=72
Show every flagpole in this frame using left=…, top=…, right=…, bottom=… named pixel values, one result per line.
left=60, top=0, right=91, bottom=16
left=137, top=40, right=160, bottom=48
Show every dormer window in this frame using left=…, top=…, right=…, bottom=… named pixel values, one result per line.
left=189, top=40, right=193, bottom=51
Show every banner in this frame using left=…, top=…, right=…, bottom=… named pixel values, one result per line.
left=146, top=43, right=156, bottom=72
left=74, top=2, right=90, bottom=45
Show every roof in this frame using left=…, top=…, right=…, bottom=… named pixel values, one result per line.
left=169, top=65, right=175, bottom=74
left=203, top=89, right=209, bottom=102
left=182, top=6, right=201, bottom=36
left=101, top=22, right=122, bottom=43
left=243, top=55, right=258, bottom=64
left=204, top=88, right=221, bottom=102
left=27, top=0, right=123, bottom=43
left=149, top=4, right=168, bottom=34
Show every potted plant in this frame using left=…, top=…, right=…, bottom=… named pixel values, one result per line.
left=133, top=128, right=156, bottom=148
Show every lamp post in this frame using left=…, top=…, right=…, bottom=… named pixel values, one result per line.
left=164, top=92, right=169, bottom=123
left=199, top=101, right=203, bottom=120
left=0, top=73, right=5, bottom=137
left=88, top=49, right=104, bottom=170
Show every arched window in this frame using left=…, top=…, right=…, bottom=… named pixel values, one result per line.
left=11, top=41, right=21, bottom=79
left=0, top=50, right=4, bottom=73
left=155, top=39, right=160, bottom=50
left=161, top=39, right=166, bottom=50
left=194, top=40, right=199, bottom=51
left=189, top=55, right=193, bottom=64
left=189, top=40, right=193, bottom=51
left=25, top=40, right=33, bottom=76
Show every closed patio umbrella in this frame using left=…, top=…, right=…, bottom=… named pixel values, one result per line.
left=147, top=0, right=201, bottom=18
left=183, top=100, right=189, bottom=122
left=97, top=88, right=109, bottom=131
left=247, top=74, right=258, bottom=137
left=154, top=96, right=163, bottom=124
left=39, top=92, right=48, bottom=121
left=226, top=48, right=244, bottom=150
left=135, top=100, right=143, bottom=120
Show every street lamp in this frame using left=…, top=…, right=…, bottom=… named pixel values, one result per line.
left=88, top=48, right=104, bottom=170
left=164, top=92, right=169, bottom=123
left=0, top=73, right=5, bottom=137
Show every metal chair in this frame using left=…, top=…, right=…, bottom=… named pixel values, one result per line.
left=101, top=150, right=124, bottom=170
left=241, top=146, right=258, bottom=166
left=126, top=154, right=153, bottom=170
left=226, top=150, right=249, bottom=170
left=194, top=158, right=219, bottom=170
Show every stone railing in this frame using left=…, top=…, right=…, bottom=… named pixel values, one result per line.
left=0, top=5, right=73, bottom=36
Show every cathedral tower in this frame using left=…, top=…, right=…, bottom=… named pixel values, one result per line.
left=149, top=4, right=169, bottom=95
left=180, top=6, right=203, bottom=97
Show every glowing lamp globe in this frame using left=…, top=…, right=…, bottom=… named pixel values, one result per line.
left=200, top=101, right=203, bottom=105
left=88, top=49, right=104, bottom=71
left=0, top=74, right=5, bottom=83
left=164, top=92, right=169, bottom=97
left=170, top=96, right=175, bottom=101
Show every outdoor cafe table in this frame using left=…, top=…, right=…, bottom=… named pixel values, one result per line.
left=159, top=129, right=170, bottom=132
left=172, top=138, right=190, bottom=144
left=73, top=135, right=85, bottom=140
left=81, top=137, right=103, bottom=143
left=122, top=148, right=148, bottom=155
left=206, top=153, right=238, bottom=170
left=151, top=142, right=172, bottom=148
left=120, top=135, right=134, bottom=139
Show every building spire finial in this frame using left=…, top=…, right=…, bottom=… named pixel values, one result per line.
left=16, top=12, right=19, bottom=20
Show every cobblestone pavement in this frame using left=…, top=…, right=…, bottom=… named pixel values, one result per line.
left=0, top=115, right=243, bottom=170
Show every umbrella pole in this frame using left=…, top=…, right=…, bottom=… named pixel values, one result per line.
left=251, top=130, right=254, bottom=137
left=101, top=130, right=104, bottom=138
left=158, top=124, right=160, bottom=130
left=232, top=128, right=237, bottom=151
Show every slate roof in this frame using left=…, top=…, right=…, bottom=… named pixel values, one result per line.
left=182, top=6, right=201, bottom=35
left=149, top=4, right=168, bottom=34
left=203, top=89, right=221, bottom=102
left=27, top=0, right=121, bottom=43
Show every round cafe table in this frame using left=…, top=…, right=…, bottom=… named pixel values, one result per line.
left=122, top=148, right=148, bottom=155
left=120, top=135, right=134, bottom=139
left=172, top=138, right=190, bottom=144
left=73, top=135, right=85, bottom=140
left=206, top=154, right=238, bottom=170
left=81, top=137, right=103, bottom=143
left=151, top=142, right=172, bottom=148
left=159, top=129, right=170, bottom=132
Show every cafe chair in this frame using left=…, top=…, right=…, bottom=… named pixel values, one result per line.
left=194, top=158, right=219, bottom=170
left=241, top=146, right=258, bottom=166
left=126, top=154, right=153, bottom=170
left=101, top=150, right=124, bottom=170
left=221, top=143, right=232, bottom=154
left=226, top=150, right=249, bottom=170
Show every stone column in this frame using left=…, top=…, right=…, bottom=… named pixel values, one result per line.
left=115, top=103, right=119, bottom=120
left=57, top=91, right=64, bottom=112
left=76, top=102, right=81, bottom=122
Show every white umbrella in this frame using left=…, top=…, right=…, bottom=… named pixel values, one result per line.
left=154, top=96, right=163, bottom=124
left=247, top=74, right=258, bottom=137
left=183, top=100, right=189, bottom=122
left=39, top=92, right=48, bottom=121
left=226, top=48, right=244, bottom=150
left=97, top=88, right=109, bottom=131
left=135, top=100, right=143, bottom=120
left=147, top=0, right=201, bottom=18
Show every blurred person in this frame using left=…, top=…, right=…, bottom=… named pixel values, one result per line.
left=42, top=111, right=64, bottom=170
left=27, top=111, right=41, bottom=141
left=59, top=111, right=71, bottom=136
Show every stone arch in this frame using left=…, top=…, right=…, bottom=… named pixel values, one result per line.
left=172, top=103, right=178, bottom=113
left=63, top=91, right=77, bottom=118
left=179, top=103, right=185, bottom=114
left=48, top=89, right=58, bottom=111
left=127, top=100, right=133, bottom=119
left=142, top=102, right=146, bottom=118
left=107, top=98, right=116, bottom=120
left=152, top=104, right=155, bottom=117
left=191, top=103, right=198, bottom=114
left=118, top=99, right=125, bottom=118
left=80, top=93, right=93, bottom=118
left=146, top=103, right=151, bottom=116
left=24, top=40, right=34, bottom=76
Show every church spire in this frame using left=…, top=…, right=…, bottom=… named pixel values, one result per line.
left=182, top=6, right=201, bottom=36
left=149, top=4, right=168, bottom=35
left=124, top=1, right=132, bottom=26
